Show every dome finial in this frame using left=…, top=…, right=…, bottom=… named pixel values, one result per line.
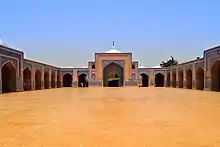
left=112, top=40, right=115, bottom=48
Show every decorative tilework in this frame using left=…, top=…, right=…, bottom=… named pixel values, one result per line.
left=185, top=64, right=192, bottom=71
left=0, top=47, right=21, bottom=59
left=44, top=67, right=49, bottom=73
left=195, top=62, right=204, bottom=70
left=35, top=65, right=42, bottom=72
left=102, top=60, right=125, bottom=69
left=61, top=71, right=73, bottom=76
left=131, top=73, right=136, bottom=80
left=91, top=74, right=96, bottom=80
left=24, top=63, right=32, bottom=70
left=1, top=56, right=17, bottom=68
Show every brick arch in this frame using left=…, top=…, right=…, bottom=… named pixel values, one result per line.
left=186, top=69, right=192, bottom=89
left=23, top=67, right=32, bottom=91
left=211, top=59, right=220, bottom=91
left=196, top=67, right=204, bottom=90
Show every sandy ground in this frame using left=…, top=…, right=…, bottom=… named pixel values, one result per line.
left=0, top=87, right=220, bottom=147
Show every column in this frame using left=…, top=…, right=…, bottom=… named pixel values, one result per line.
left=41, top=67, right=44, bottom=89
left=31, top=63, right=35, bottom=90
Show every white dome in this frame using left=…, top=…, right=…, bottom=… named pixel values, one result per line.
left=138, top=65, right=147, bottom=68
left=152, top=66, right=161, bottom=68
left=105, top=49, right=122, bottom=53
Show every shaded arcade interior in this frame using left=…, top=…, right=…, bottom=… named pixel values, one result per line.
left=78, top=73, right=88, bottom=87
left=62, top=74, right=72, bottom=87
left=2, top=62, right=17, bottom=93
left=155, top=73, right=164, bottom=87
left=140, top=73, right=149, bottom=87
left=23, top=67, right=32, bottom=91
left=103, top=63, right=124, bottom=87
left=211, top=60, right=220, bottom=91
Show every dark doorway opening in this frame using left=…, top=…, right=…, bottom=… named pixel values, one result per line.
left=23, top=67, right=31, bottom=91
left=44, top=71, right=49, bottom=89
left=167, top=72, right=170, bottom=87
left=57, top=74, right=61, bottom=88
left=103, top=63, right=124, bottom=87
left=211, top=60, right=220, bottom=91
left=2, top=62, right=17, bottom=93
left=51, top=72, right=56, bottom=88
left=196, top=67, right=204, bottom=90
left=78, top=73, right=89, bottom=87
left=178, top=70, right=183, bottom=88
left=172, top=72, right=176, bottom=87
left=140, top=73, right=149, bottom=87
left=35, top=70, right=41, bottom=90
left=186, top=69, right=192, bottom=89
left=63, top=74, right=72, bottom=87
left=108, top=73, right=119, bottom=87
left=155, top=73, right=164, bottom=87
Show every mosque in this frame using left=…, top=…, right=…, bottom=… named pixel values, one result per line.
left=0, top=41, right=219, bottom=93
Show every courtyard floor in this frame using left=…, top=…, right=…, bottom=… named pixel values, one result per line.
left=0, top=87, right=220, bottom=147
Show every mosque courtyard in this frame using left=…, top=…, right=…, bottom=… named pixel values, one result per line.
left=0, top=87, right=220, bottom=147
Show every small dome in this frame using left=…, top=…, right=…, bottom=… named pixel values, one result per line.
left=138, top=65, right=147, bottom=68
left=105, top=49, right=122, bottom=53
left=152, top=66, right=161, bottom=68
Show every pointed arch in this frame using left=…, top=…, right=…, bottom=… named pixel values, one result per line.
left=23, top=67, right=32, bottom=91
left=196, top=67, right=204, bottom=90
left=155, top=73, right=164, bottom=87
left=172, top=72, right=176, bottom=87
left=35, top=70, right=41, bottom=90
left=186, top=69, right=192, bottom=89
left=140, top=73, right=149, bottom=87
left=2, top=61, right=17, bottom=93
left=211, top=60, right=220, bottom=91
left=44, top=71, right=49, bottom=89
left=51, top=72, right=56, bottom=88
left=178, top=70, right=183, bottom=88
left=78, top=73, right=89, bottom=87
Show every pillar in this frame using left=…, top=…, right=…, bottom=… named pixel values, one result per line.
left=41, top=67, right=44, bottom=90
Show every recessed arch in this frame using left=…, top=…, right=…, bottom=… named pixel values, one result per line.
left=178, top=70, right=183, bottom=88
left=51, top=72, right=56, bottom=88
left=63, top=73, right=72, bottom=87
left=211, top=60, right=220, bottom=91
left=57, top=74, right=61, bottom=88
left=44, top=71, right=49, bottom=89
left=186, top=69, right=192, bottom=89
left=196, top=67, right=204, bottom=90
left=167, top=72, right=170, bottom=87
left=155, top=73, right=164, bottom=87
left=172, top=72, right=176, bottom=87
left=78, top=73, right=88, bottom=87
left=2, top=61, right=17, bottom=93
left=35, top=70, right=41, bottom=90
left=23, top=67, right=32, bottom=91
left=140, top=73, right=149, bottom=87
left=103, top=62, right=124, bottom=87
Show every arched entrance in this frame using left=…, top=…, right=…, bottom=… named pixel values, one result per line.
left=155, top=73, right=164, bottom=87
left=35, top=70, right=41, bottom=90
left=2, top=61, right=16, bottom=93
left=140, top=73, right=149, bottom=87
left=78, top=73, right=88, bottom=87
left=63, top=73, right=72, bottom=87
left=172, top=72, right=176, bottom=87
left=44, top=71, right=49, bottom=89
left=167, top=72, right=170, bottom=87
left=57, top=74, right=61, bottom=88
left=186, top=69, right=192, bottom=89
left=211, top=60, right=220, bottom=91
left=23, top=67, right=32, bottom=91
left=178, top=70, right=183, bottom=88
left=196, top=67, right=204, bottom=90
left=103, top=63, right=124, bottom=87
left=51, top=72, right=56, bottom=88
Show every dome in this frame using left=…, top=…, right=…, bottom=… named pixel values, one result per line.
left=105, top=49, right=122, bottom=53
left=138, top=65, right=147, bottom=68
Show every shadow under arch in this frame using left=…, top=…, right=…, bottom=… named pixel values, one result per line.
left=178, top=70, right=183, bottom=88
left=172, top=72, right=176, bottom=87
left=186, top=69, right=192, bottom=89
left=140, top=73, right=149, bottom=87
left=155, top=73, right=164, bottom=87
left=2, top=61, right=17, bottom=93
left=78, top=73, right=88, bottom=87
left=167, top=72, right=170, bottom=87
left=196, top=67, right=204, bottom=90
left=63, top=73, right=72, bottom=87
left=23, top=67, right=32, bottom=91
left=35, top=70, right=41, bottom=90
left=211, top=60, right=220, bottom=91
left=103, top=62, right=124, bottom=87
left=44, top=71, right=49, bottom=89
left=51, top=72, right=56, bottom=88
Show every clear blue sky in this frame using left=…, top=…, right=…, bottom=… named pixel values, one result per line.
left=0, top=0, right=220, bottom=67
